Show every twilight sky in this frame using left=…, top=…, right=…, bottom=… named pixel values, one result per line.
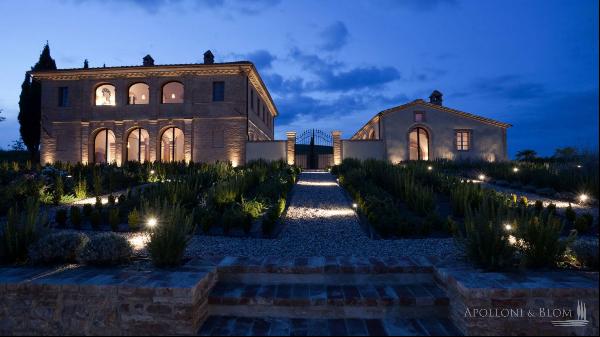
left=0, top=0, right=597, bottom=157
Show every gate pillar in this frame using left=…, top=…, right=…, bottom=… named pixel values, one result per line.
left=332, top=130, right=342, bottom=165
left=286, top=131, right=296, bottom=165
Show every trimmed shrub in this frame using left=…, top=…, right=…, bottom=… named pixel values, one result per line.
left=516, top=212, right=575, bottom=268
left=28, top=232, right=89, bottom=264
left=108, top=195, right=116, bottom=206
left=0, top=198, right=46, bottom=264
left=108, top=208, right=120, bottom=232
left=574, top=213, right=593, bottom=233
left=53, top=174, right=64, bottom=205
left=82, top=203, right=93, bottom=218
left=78, top=233, right=132, bottom=266
left=127, top=208, right=140, bottom=231
left=90, top=209, right=102, bottom=230
left=456, top=195, right=515, bottom=270
left=242, top=199, right=265, bottom=219
left=145, top=201, right=194, bottom=267
left=570, top=240, right=599, bottom=270
left=534, top=200, right=544, bottom=213
left=74, top=176, right=87, bottom=199
left=55, top=209, right=68, bottom=228
left=565, top=204, right=576, bottom=223
left=70, top=206, right=82, bottom=229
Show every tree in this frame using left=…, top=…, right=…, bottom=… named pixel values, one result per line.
left=553, top=147, right=578, bottom=161
left=18, top=42, right=57, bottom=161
left=515, top=149, right=537, bottom=161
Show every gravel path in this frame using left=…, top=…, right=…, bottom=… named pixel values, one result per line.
left=186, top=172, right=460, bottom=259
left=481, top=182, right=599, bottom=219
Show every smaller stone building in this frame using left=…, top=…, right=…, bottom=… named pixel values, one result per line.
left=348, top=91, right=511, bottom=162
left=30, top=51, right=277, bottom=166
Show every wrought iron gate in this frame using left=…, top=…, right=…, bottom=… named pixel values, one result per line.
left=295, top=129, right=333, bottom=169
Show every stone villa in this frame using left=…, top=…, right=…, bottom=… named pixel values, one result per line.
left=31, top=52, right=510, bottom=166
left=31, top=51, right=277, bottom=166
left=346, top=91, right=511, bottom=162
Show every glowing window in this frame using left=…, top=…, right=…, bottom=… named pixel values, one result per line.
left=95, top=84, right=116, bottom=106
left=128, top=83, right=149, bottom=105
left=160, top=127, right=184, bottom=162
left=456, top=130, right=470, bottom=151
left=127, top=128, right=150, bottom=162
left=409, top=127, right=429, bottom=161
left=162, top=82, right=184, bottom=104
left=94, top=129, right=116, bottom=163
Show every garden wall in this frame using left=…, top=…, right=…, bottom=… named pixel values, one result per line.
left=0, top=262, right=217, bottom=336
left=341, top=140, right=385, bottom=161
left=245, top=140, right=287, bottom=163
left=435, top=267, right=599, bottom=336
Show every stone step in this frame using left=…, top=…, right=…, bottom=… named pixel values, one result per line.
left=198, top=315, right=463, bottom=336
left=207, top=282, right=449, bottom=319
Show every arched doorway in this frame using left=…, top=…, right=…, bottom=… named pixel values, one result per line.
left=126, top=128, right=150, bottom=162
left=160, top=127, right=184, bottom=162
left=94, top=129, right=116, bottom=163
left=409, top=127, right=429, bottom=161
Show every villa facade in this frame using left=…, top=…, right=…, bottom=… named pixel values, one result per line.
left=348, top=91, right=511, bottom=162
left=30, top=51, right=277, bottom=166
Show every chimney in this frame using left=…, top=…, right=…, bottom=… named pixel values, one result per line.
left=204, top=50, right=214, bottom=64
left=429, top=90, right=443, bottom=106
left=143, top=54, right=155, bottom=66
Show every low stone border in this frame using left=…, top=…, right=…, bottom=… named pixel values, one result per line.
left=0, top=261, right=217, bottom=335
left=435, top=267, right=599, bottom=336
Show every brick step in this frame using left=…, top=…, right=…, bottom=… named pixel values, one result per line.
left=207, top=282, right=449, bottom=319
left=198, top=315, right=462, bottom=336
left=215, top=256, right=439, bottom=275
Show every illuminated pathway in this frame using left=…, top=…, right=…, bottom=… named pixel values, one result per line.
left=187, top=171, right=459, bottom=258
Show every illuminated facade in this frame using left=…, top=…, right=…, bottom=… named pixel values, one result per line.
left=31, top=52, right=277, bottom=166
left=351, top=91, right=511, bottom=162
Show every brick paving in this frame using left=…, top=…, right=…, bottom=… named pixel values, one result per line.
left=198, top=316, right=462, bottom=336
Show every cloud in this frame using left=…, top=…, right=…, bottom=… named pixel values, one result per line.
left=73, top=0, right=280, bottom=14
left=288, top=48, right=401, bottom=92
left=468, top=75, right=546, bottom=100
left=375, top=0, right=458, bottom=12
left=319, top=21, right=350, bottom=51
left=314, top=66, right=401, bottom=91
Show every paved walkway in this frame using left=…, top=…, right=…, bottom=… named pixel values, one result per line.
left=187, top=172, right=458, bottom=258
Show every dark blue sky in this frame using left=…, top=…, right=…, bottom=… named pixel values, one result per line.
left=0, top=0, right=597, bottom=157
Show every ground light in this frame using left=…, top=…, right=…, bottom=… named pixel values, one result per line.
left=150, top=169, right=155, bottom=174
left=147, top=217, right=158, bottom=228
left=504, top=224, right=512, bottom=231
left=512, top=167, right=519, bottom=172
left=579, top=194, right=589, bottom=203
left=352, top=203, right=358, bottom=209
left=478, top=174, right=486, bottom=181
left=427, top=166, right=433, bottom=171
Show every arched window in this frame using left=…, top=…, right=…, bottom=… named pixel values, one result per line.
left=126, top=128, right=150, bottom=162
left=128, top=83, right=149, bottom=105
left=162, top=82, right=184, bottom=104
left=409, top=127, right=429, bottom=161
left=94, top=129, right=116, bottom=163
left=160, top=127, right=184, bottom=162
left=95, top=84, right=116, bottom=106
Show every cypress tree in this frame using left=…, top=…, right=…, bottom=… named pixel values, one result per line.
left=18, top=42, right=57, bottom=161
left=83, top=59, right=89, bottom=69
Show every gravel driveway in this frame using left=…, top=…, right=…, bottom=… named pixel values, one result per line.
left=186, top=172, right=459, bottom=259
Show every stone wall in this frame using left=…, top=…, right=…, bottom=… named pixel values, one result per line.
left=435, top=267, right=599, bottom=336
left=246, top=140, right=287, bottom=163
left=0, top=263, right=217, bottom=336
left=341, top=140, right=385, bottom=161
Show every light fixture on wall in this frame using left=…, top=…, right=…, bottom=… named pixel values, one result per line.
left=171, top=93, right=176, bottom=99
left=141, top=94, right=146, bottom=100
